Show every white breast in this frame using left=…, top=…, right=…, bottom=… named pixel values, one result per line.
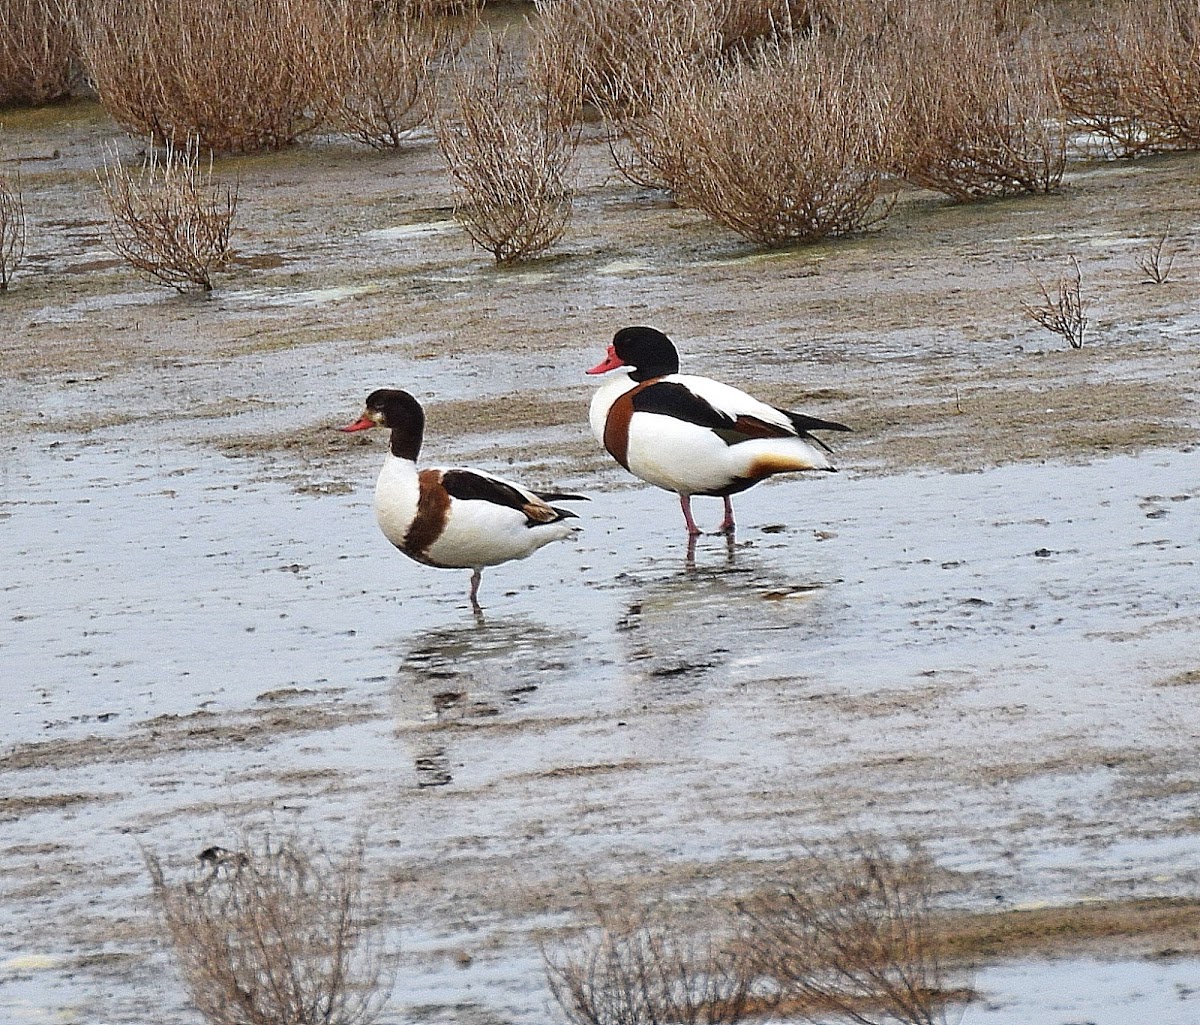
left=373, top=455, right=420, bottom=550
left=589, top=371, right=637, bottom=445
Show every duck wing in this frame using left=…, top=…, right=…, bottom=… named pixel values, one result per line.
left=441, top=469, right=578, bottom=524
left=631, top=378, right=802, bottom=446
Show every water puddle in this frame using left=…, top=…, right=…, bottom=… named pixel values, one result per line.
left=364, top=220, right=459, bottom=241
left=974, top=956, right=1200, bottom=1025
left=221, top=283, right=382, bottom=307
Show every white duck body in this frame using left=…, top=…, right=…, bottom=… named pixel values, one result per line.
left=589, top=370, right=833, bottom=498
left=375, top=454, right=575, bottom=569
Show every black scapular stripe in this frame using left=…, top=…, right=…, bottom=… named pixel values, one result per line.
left=442, top=470, right=532, bottom=511
left=630, top=381, right=737, bottom=432
left=441, top=470, right=578, bottom=524
left=631, top=380, right=852, bottom=451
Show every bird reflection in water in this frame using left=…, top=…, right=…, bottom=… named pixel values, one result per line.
left=390, top=617, right=581, bottom=788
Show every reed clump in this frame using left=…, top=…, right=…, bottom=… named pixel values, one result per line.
left=0, top=164, right=26, bottom=292
left=545, top=842, right=967, bottom=1025
left=742, top=841, right=961, bottom=1025
left=321, top=0, right=479, bottom=150
left=890, top=2, right=1066, bottom=201
left=626, top=34, right=898, bottom=245
left=1056, top=0, right=1200, bottom=157
left=544, top=899, right=755, bottom=1025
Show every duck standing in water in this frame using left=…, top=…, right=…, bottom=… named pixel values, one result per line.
left=340, top=389, right=584, bottom=611
left=586, top=326, right=850, bottom=536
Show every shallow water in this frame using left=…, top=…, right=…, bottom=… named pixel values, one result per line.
left=975, top=956, right=1200, bottom=1025
left=2, top=418, right=1199, bottom=1022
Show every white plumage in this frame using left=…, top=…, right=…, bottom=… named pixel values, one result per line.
left=341, top=389, right=583, bottom=610
left=586, top=327, right=848, bottom=536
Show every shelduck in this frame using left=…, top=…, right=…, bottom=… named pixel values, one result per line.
left=340, top=389, right=584, bottom=610
left=586, top=326, right=850, bottom=536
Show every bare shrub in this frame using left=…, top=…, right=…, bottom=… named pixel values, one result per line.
left=544, top=898, right=756, bottom=1025
left=891, top=5, right=1066, bottom=201
left=97, top=136, right=239, bottom=293
left=73, top=0, right=327, bottom=153
left=1022, top=255, right=1088, bottom=349
left=1136, top=226, right=1177, bottom=285
left=549, top=0, right=815, bottom=106
left=0, top=0, right=78, bottom=107
left=1056, top=0, right=1200, bottom=157
left=320, top=0, right=479, bottom=150
left=531, top=0, right=821, bottom=192
left=532, top=0, right=728, bottom=119
left=742, top=841, right=958, bottom=1025
left=436, top=34, right=578, bottom=263
left=632, top=36, right=898, bottom=245
left=0, top=165, right=26, bottom=292
left=146, top=833, right=391, bottom=1025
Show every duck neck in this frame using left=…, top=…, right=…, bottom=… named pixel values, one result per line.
left=630, top=354, right=677, bottom=381
left=389, top=425, right=422, bottom=462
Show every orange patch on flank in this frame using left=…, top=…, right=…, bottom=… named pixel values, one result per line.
left=748, top=452, right=821, bottom=478
left=521, top=500, right=559, bottom=525
left=404, top=469, right=452, bottom=557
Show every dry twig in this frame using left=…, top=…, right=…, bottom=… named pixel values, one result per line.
left=96, top=136, right=238, bottom=293
left=1136, top=225, right=1177, bottom=284
left=741, top=841, right=958, bottom=1025
left=1022, top=255, right=1088, bottom=348
left=544, top=898, right=756, bottom=1025
left=0, top=164, right=26, bottom=292
left=146, top=833, right=391, bottom=1025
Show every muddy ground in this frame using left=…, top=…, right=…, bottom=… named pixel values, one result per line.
left=2, top=94, right=1200, bottom=1025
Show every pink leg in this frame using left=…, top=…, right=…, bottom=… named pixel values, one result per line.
left=469, top=568, right=483, bottom=611
left=679, top=494, right=702, bottom=536
left=718, top=495, right=736, bottom=534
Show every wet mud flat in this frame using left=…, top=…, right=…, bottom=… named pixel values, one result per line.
left=2, top=101, right=1200, bottom=1022
left=3, top=429, right=1200, bottom=1023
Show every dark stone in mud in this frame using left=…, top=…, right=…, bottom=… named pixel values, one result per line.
left=650, top=661, right=716, bottom=677
left=433, top=691, right=466, bottom=714
left=416, top=748, right=453, bottom=787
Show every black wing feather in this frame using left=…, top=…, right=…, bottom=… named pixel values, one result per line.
left=630, top=381, right=737, bottom=431
left=781, top=410, right=852, bottom=453
left=441, top=470, right=532, bottom=513
left=534, top=491, right=589, bottom=503
left=784, top=410, right=852, bottom=435
left=441, top=470, right=580, bottom=525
